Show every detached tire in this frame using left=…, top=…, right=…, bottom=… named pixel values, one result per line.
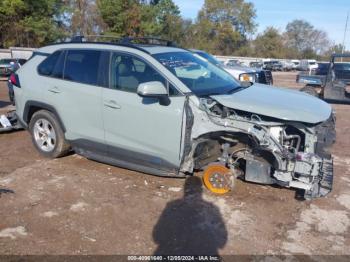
left=29, top=110, right=70, bottom=158
left=300, top=85, right=318, bottom=97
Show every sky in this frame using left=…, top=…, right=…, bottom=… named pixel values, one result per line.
left=173, top=0, right=350, bottom=49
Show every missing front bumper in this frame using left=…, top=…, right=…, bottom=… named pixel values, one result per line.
left=304, top=158, right=334, bottom=200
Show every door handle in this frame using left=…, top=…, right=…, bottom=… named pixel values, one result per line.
left=48, top=87, right=61, bottom=94
left=104, top=100, right=121, bottom=109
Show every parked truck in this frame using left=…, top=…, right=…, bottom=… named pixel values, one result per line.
left=297, top=54, right=350, bottom=103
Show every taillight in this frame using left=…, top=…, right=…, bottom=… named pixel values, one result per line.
left=10, top=73, right=20, bottom=88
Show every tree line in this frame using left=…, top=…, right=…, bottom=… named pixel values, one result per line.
left=0, top=0, right=345, bottom=60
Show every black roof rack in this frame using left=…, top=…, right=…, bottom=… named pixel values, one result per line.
left=119, top=37, right=177, bottom=47
left=70, top=35, right=177, bottom=47
left=42, top=35, right=181, bottom=55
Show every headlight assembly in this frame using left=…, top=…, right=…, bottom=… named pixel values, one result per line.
left=239, top=73, right=255, bottom=82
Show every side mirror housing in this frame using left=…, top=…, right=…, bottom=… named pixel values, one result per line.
left=240, top=81, right=253, bottom=88
left=137, top=81, right=168, bottom=98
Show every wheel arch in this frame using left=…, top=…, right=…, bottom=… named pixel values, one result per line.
left=189, top=130, right=281, bottom=172
left=23, top=101, right=66, bottom=132
left=190, top=130, right=254, bottom=169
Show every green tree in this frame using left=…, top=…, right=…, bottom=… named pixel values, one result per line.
left=68, top=0, right=105, bottom=36
left=0, top=0, right=67, bottom=48
left=193, top=0, right=257, bottom=55
left=97, top=0, right=141, bottom=37
left=97, top=0, right=181, bottom=39
left=284, top=19, right=330, bottom=58
left=153, top=0, right=181, bottom=38
left=253, top=27, right=285, bottom=58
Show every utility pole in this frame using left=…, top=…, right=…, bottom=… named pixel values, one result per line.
left=342, top=11, right=349, bottom=59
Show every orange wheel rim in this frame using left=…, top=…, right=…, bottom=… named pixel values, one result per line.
left=203, top=165, right=232, bottom=194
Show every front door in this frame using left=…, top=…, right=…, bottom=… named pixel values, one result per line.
left=102, top=52, right=186, bottom=174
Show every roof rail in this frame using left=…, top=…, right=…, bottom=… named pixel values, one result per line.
left=70, top=35, right=177, bottom=47
left=119, top=37, right=177, bottom=47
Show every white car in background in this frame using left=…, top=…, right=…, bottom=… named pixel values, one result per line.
left=291, top=59, right=301, bottom=70
left=300, top=59, right=318, bottom=71
left=281, top=60, right=294, bottom=71
left=190, top=49, right=273, bottom=84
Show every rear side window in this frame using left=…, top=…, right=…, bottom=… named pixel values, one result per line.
left=51, top=51, right=65, bottom=78
left=38, top=51, right=62, bottom=76
left=64, top=50, right=102, bottom=86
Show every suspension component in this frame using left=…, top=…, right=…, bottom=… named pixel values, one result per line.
left=202, top=164, right=234, bottom=194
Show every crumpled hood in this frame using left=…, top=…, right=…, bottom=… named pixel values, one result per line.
left=211, top=83, right=332, bottom=124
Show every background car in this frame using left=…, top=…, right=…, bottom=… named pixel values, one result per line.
left=192, top=50, right=273, bottom=85
left=249, top=61, right=263, bottom=69
left=0, top=59, right=20, bottom=77
left=224, top=59, right=242, bottom=67
left=291, top=59, right=301, bottom=70
left=314, top=62, right=329, bottom=75
left=281, top=60, right=294, bottom=71
left=263, top=60, right=283, bottom=71
left=300, top=59, right=318, bottom=71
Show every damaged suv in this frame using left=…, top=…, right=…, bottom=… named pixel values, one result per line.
left=11, top=37, right=335, bottom=199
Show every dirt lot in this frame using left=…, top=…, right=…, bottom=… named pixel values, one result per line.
left=0, top=72, right=349, bottom=256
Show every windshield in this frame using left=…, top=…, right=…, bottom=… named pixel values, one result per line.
left=335, top=63, right=350, bottom=71
left=309, top=62, right=316, bottom=65
left=195, top=51, right=221, bottom=67
left=153, top=52, right=240, bottom=96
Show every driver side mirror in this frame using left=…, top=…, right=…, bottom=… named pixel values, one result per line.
left=240, top=81, right=253, bottom=88
left=137, top=81, right=168, bottom=98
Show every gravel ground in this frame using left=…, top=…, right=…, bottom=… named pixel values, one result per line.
left=0, top=72, right=349, bottom=256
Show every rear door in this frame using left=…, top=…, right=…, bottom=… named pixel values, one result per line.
left=102, top=52, right=186, bottom=174
left=42, top=49, right=109, bottom=151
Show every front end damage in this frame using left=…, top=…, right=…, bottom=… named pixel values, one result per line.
left=180, top=97, right=336, bottom=200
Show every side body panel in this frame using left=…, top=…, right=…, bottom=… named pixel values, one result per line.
left=102, top=88, right=186, bottom=172
left=44, top=78, right=104, bottom=143
left=14, top=55, right=46, bottom=122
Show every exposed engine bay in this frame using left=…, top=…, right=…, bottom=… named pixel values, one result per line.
left=180, top=97, right=336, bottom=200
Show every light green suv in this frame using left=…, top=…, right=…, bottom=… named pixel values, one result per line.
left=11, top=37, right=335, bottom=199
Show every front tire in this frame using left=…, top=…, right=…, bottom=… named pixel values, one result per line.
left=29, top=110, right=70, bottom=158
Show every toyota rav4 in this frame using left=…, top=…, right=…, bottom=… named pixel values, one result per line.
left=11, top=37, right=335, bottom=199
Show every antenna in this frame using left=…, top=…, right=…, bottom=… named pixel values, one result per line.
left=342, top=11, right=349, bottom=61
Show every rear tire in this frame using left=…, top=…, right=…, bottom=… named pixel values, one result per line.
left=29, top=110, right=70, bottom=158
left=300, top=85, right=318, bottom=97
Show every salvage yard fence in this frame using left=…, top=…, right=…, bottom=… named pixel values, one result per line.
left=215, top=55, right=290, bottom=66
left=0, top=47, right=293, bottom=67
left=0, top=47, right=35, bottom=60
